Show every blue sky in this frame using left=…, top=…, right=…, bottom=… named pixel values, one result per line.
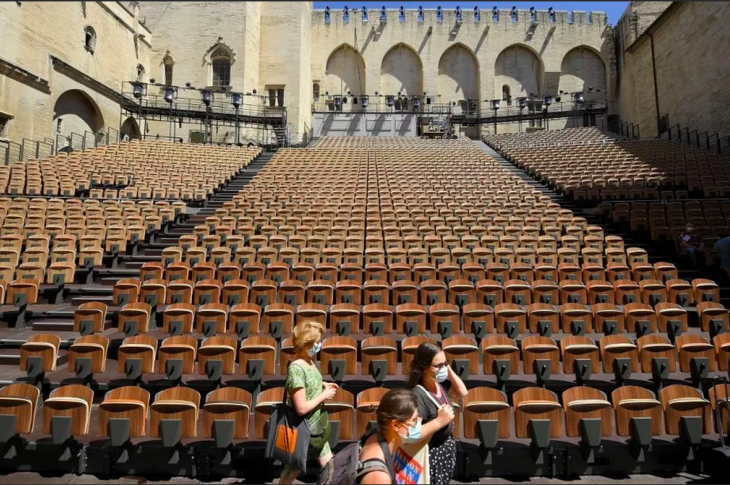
left=312, top=2, right=630, bottom=26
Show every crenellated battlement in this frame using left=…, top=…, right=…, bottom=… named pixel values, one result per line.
left=312, top=8, right=608, bottom=28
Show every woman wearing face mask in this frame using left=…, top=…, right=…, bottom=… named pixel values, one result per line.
left=358, top=388, right=452, bottom=484
left=677, top=222, right=704, bottom=268
left=407, top=342, right=468, bottom=485
left=279, top=320, right=338, bottom=485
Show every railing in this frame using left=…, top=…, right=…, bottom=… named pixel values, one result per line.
left=312, top=99, right=453, bottom=115
left=605, top=118, right=640, bottom=140
left=20, top=138, right=54, bottom=161
left=121, top=93, right=286, bottom=121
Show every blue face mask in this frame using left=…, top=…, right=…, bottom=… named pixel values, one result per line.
left=307, top=342, right=322, bottom=356
left=399, top=420, right=422, bottom=443
left=435, top=366, right=449, bottom=383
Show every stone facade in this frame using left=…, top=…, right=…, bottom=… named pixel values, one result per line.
left=0, top=1, right=152, bottom=144
left=615, top=1, right=730, bottom=140
left=7, top=1, right=717, bottom=145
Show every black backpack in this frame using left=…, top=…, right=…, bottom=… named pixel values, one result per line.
left=317, top=430, right=396, bottom=485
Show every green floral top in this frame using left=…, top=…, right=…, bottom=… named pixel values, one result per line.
left=285, top=360, right=331, bottom=459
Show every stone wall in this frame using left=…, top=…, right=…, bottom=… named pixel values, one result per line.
left=311, top=7, right=615, bottom=134
left=0, top=1, right=152, bottom=142
left=616, top=2, right=730, bottom=139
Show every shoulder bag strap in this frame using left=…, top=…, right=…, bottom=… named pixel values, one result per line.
left=416, top=384, right=445, bottom=408
left=376, top=432, right=397, bottom=485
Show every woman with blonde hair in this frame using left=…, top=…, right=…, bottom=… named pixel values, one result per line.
left=279, top=320, right=338, bottom=484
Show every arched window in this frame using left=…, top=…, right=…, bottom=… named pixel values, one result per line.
left=502, top=85, right=511, bottom=104
left=211, top=48, right=231, bottom=87
left=84, top=26, right=96, bottom=53
left=136, top=64, right=145, bottom=82
left=163, top=55, right=174, bottom=86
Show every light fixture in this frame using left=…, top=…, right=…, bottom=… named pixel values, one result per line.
left=529, top=6, right=536, bottom=21
left=386, top=95, right=394, bottom=107
left=132, top=82, right=145, bottom=99
left=511, top=5, right=517, bottom=21
left=490, top=99, right=500, bottom=110
left=343, top=6, right=349, bottom=23
left=555, top=95, right=561, bottom=102
left=437, top=6, right=443, bottom=22
left=334, top=96, right=342, bottom=109
left=418, top=5, right=424, bottom=22
left=164, top=87, right=175, bottom=103
left=253, top=89, right=257, bottom=94
left=361, top=95, right=369, bottom=108
left=325, top=6, right=331, bottom=23
left=149, top=78, right=156, bottom=84
left=185, top=82, right=192, bottom=88
left=474, top=6, right=480, bottom=22
left=543, top=95, right=553, bottom=106
left=412, top=96, right=421, bottom=109
left=588, top=86, right=594, bottom=92
left=518, top=97, right=527, bottom=109
left=574, top=92, right=585, bottom=104
left=362, top=5, right=368, bottom=22
left=492, top=6, right=499, bottom=21
left=455, top=6, right=462, bottom=24
left=380, top=5, right=387, bottom=25
left=231, top=92, right=242, bottom=107
left=548, top=7, right=555, bottom=22
left=399, top=6, right=405, bottom=22
left=201, top=89, right=212, bottom=106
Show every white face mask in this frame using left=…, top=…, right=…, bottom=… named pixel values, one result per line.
left=307, top=342, right=322, bottom=356
left=435, top=366, right=449, bottom=383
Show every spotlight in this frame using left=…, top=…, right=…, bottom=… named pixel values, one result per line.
left=164, top=87, right=175, bottom=103
left=399, top=6, right=405, bottom=22
left=380, top=5, right=387, bottom=25
left=374, top=91, right=379, bottom=96
left=201, top=89, right=212, bottom=106
left=386, top=95, right=394, bottom=107
left=490, top=99, right=500, bottom=110
left=511, top=6, right=517, bottom=21
left=555, top=95, right=561, bottom=102
left=231, top=92, right=242, bottom=107
left=185, top=82, right=192, bottom=88
left=132, top=82, right=145, bottom=99
left=455, top=6, right=462, bottom=24
left=418, top=5, right=424, bottom=22
left=361, top=95, right=369, bottom=108
left=413, top=96, right=421, bottom=109
left=334, top=96, right=342, bottom=109
left=362, top=5, right=368, bottom=22
left=437, top=6, right=443, bottom=22
left=149, top=78, right=156, bottom=84
left=252, top=89, right=257, bottom=94
left=343, top=6, right=349, bottom=23
left=474, top=6, right=480, bottom=22
left=518, top=97, right=527, bottom=109
left=543, top=95, right=553, bottom=106
left=529, top=6, right=536, bottom=21
left=492, top=6, right=499, bottom=21
left=325, top=6, right=331, bottom=23
left=548, top=7, right=555, bottom=22
left=574, top=92, right=585, bottom=104
left=588, top=86, right=594, bottom=92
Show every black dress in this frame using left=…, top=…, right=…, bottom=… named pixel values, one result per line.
left=414, top=383, right=457, bottom=485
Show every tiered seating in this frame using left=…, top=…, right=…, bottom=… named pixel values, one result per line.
left=488, top=129, right=730, bottom=203
left=483, top=127, right=613, bottom=150
left=0, top=137, right=727, bottom=479
left=598, top=199, right=730, bottom=247
left=0, top=140, right=261, bottom=201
